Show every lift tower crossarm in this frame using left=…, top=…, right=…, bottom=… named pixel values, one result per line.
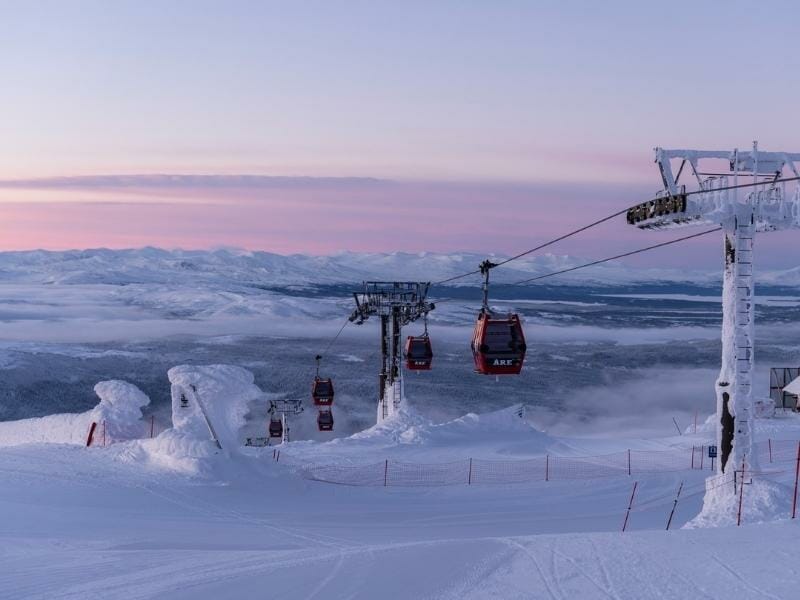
left=349, top=282, right=435, bottom=423
left=627, top=143, right=800, bottom=480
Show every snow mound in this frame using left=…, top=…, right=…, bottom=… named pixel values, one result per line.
left=397, top=404, right=538, bottom=446
left=686, top=477, right=793, bottom=528
left=287, top=403, right=551, bottom=465
left=0, top=410, right=93, bottom=447
left=167, top=364, right=263, bottom=452
left=0, top=379, right=150, bottom=447
left=89, top=380, right=150, bottom=443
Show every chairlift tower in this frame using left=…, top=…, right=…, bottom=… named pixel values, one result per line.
left=349, top=282, right=435, bottom=423
left=627, top=142, right=800, bottom=476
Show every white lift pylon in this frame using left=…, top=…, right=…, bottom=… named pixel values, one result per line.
left=627, top=142, right=800, bottom=475
left=350, top=282, right=434, bottom=423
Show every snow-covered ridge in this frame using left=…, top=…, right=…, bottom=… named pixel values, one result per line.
left=0, top=247, right=728, bottom=287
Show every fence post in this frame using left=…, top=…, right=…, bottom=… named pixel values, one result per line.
left=150, top=415, right=155, bottom=439
left=622, top=481, right=638, bottom=532
left=468, top=458, right=473, bottom=485
left=276, top=450, right=280, bottom=463
left=737, top=457, right=746, bottom=527
left=768, top=438, right=773, bottom=463
left=627, top=449, right=631, bottom=476
left=792, top=441, right=800, bottom=519
left=384, top=459, right=389, bottom=487
left=666, top=481, right=684, bottom=531
left=691, top=446, right=695, bottom=469
left=545, top=454, right=549, bottom=482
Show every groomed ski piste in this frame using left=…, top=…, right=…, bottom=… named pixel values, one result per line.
left=2, top=364, right=800, bottom=599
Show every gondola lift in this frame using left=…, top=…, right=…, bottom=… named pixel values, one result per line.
left=317, top=408, right=334, bottom=432
left=268, top=416, right=283, bottom=439
left=405, top=314, right=433, bottom=371
left=312, top=355, right=335, bottom=406
left=471, top=260, right=527, bottom=376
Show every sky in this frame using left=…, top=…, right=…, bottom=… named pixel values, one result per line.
left=1, top=1, right=799, bottom=267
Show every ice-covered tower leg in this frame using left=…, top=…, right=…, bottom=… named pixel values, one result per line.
left=716, top=210, right=757, bottom=475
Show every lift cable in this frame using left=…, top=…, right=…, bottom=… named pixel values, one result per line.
left=510, top=227, right=722, bottom=285
left=317, top=316, right=351, bottom=361
left=432, top=175, right=800, bottom=288
left=315, top=175, right=797, bottom=357
left=433, top=208, right=629, bottom=286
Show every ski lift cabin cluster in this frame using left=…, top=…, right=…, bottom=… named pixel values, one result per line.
left=313, top=355, right=335, bottom=431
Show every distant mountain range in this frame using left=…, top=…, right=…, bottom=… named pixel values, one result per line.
left=0, top=247, right=798, bottom=288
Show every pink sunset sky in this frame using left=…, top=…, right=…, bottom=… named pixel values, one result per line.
left=2, top=2, right=798, bottom=268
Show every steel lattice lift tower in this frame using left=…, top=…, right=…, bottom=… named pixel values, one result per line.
left=349, top=282, right=435, bottom=423
left=627, top=142, right=800, bottom=477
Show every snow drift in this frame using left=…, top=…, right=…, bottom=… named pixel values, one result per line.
left=0, top=379, right=150, bottom=447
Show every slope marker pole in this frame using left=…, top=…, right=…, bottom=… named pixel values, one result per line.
left=666, top=481, right=684, bottom=531
left=622, top=481, right=638, bottom=532
left=792, top=441, right=800, bottom=519
left=737, top=457, right=746, bottom=527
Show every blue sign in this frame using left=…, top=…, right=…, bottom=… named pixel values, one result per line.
left=708, top=445, right=718, bottom=458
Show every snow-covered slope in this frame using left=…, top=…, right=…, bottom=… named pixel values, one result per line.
left=3, top=377, right=800, bottom=599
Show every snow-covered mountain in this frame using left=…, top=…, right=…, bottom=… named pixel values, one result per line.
left=0, top=247, right=733, bottom=288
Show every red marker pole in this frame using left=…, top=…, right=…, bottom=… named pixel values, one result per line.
left=627, top=449, right=631, bottom=476
left=468, top=458, right=473, bottom=485
left=102, top=420, right=106, bottom=447
left=85, top=422, right=97, bottom=447
left=768, top=438, right=773, bottom=463
left=384, top=459, right=389, bottom=487
left=545, top=454, right=549, bottom=482
left=150, top=415, right=155, bottom=439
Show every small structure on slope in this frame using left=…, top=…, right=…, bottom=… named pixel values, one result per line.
left=781, top=375, right=800, bottom=411
left=770, top=367, right=800, bottom=411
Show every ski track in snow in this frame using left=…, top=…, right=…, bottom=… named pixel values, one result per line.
left=3, top=407, right=800, bottom=598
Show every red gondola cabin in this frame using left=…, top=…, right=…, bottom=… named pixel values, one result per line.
left=471, top=312, right=526, bottom=375
left=317, top=409, right=334, bottom=432
left=268, top=417, right=283, bottom=438
left=312, top=377, right=334, bottom=406
left=405, top=335, right=433, bottom=370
